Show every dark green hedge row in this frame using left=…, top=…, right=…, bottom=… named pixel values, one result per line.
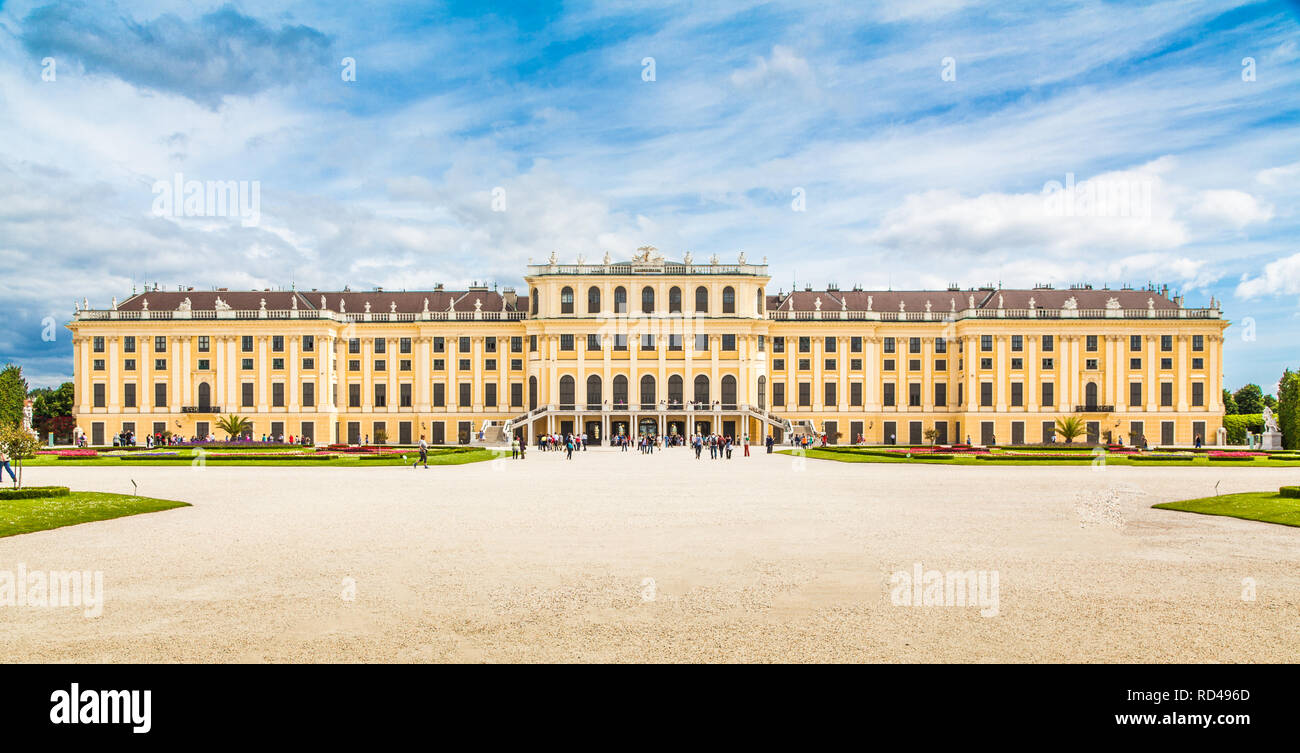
left=1280, top=486, right=1300, bottom=499
left=0, top=485, right=71, bottom=499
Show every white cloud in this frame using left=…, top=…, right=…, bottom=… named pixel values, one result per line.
left=729, top=45, right=818, bottom=94
left=1236, top=252, right=1300, bottom=299
left=1191, top=189, right=1273, bottom=228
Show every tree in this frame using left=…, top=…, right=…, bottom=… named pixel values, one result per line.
left=1222, top=388, right=1238, bottom=415
left=1262, top=394, right=1278, bottom=411
left=0, top=424, right=41, bottom=488
left=31, top=382, right=74, bottom=424
left=1054, top=416, right=1086, bottom=443
left=215, top=414, right=252, bottom=439
left=1278, top=369, right=1299, bottom=451
left=1233, top=384, right=1264, bottom=415
left=923, top=427, right=938, bottom=446
left=0, top=364, right=27, bottom=428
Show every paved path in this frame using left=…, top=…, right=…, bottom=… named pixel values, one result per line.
left=2, top=447, right=1297, bottom=662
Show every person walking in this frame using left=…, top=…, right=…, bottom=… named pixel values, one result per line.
left=0, top=449, right=15, bottom=486
left=565, top=435, right=574, bottom=460
left=511, top=435, right=519, bottom=459
left=414, top=435, right=429, bottom=468
left=743, top=436, right=750, bottom=457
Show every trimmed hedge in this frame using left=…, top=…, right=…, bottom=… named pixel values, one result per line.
left=1280, top=486, right=1300, bottom=499
left=0, top=486, right=71, bottom=500
left=1223, top=414, right=1264, bottom=445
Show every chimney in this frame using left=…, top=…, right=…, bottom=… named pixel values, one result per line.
left=502, top=287, right=518, bottom=309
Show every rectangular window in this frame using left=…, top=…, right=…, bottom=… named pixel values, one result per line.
left=529, top=336, right=537, bottom=352
left=614, top=335, right=628, bottom=351
left=272, top=335, right=284, bottom=352
left=241, top=383, right=255, bottom=407
left=155, top=358, right=167, bottom=371
left=980, top=335, right=993, bottom=352
left=883, top=383, right=896, bottom=407
left=1011, top=335, right=1023, bottom=352
left=1130, top=335, right=1142, bottom=352
left=774, top=359, right=785, bottom=370
left=433, top=383, right=445, bottom=408
left=560, top=334, right=574, bottom=351
left=511, top=359, right=522, bottom=371
left=1160, top=358, right=1173, bottom=370
left=433, top=359, right=445, bottom=371
left=1130, top=358, right=1142, bottom=369
left=1160, top=382, right=1173, bottom=407
left=485, top=383, right=497, bottom=408
left=1085, top=359, right=1098, bottom=370
left=1086, top=335, right=1098, bottom=352
left=458, top=359, right=470, bottom=371
left=980, top=358, right=993, bottom=370
left=883, top=337, right=895, bottom=354
left=1192, top=335, right=1204, bottom=352
left=153, top=383, right=167, bottom=407
left=511, top=336, right=522, bottom=353
left=198, top=336, right=210, bottom=352
left=302, top=382, right=315, bottom=407
left=1130, top=382, right=1143, bottom=406
left=124, top=359, right=136, bottom=371
left=1041, top=382, right=1054, bottom=407
left=980, top=382, right=993, bottom=407
left=1192, top=357, right=1204, bottom=370
left=93, top=359, right=105, bottom=371
left=433, top=337, right=445, bottom=353
left=773, top=383, right=786, bottom=407
left=824, top=382, right=837, bottom=406
left=587, top=334, right=601, bottom=351
left=908, top=337, right=921, bottom=354
left=668, top=334, right=683, bottom=351
left=694, top=334, right=708, bottom=351
left=374, top=338, right=386, bottom=354
left=400, top=337, right=412, bottom=354
left=124, top=336, right=136, bottom=353
left=123, top=383, right=136, bottom=408
left=1041, top=334, right=1054, bottom=352
left=642, top=334, right=656, bottom=351
left=1011, top=382, right=1023, bottom=407
left=1192, top=383, right=1205, bottom=407
left=155, top=336, right=167, bottom=353
left=722, top=334, right=736, bottom=351
left=934, top=337, right=947, bottom=354
left=458, top=337, right=470, bottom=352
left=851, top=359, right=863, bottom=370
left=773, top=338, right=785, bottom=354
left=908, top=383, right=921, bottom=407
left=850, top=337, right=862, bottom=353
left=1042, top=357, right=1054, bottom=370
left=851, top=382, right=863, bottom=406
left=348, top=338, right=360, bottom=354
left=458, top=383, right=472, bottom=407
left=825, top=359, right=837, bottom=371
left=798, top=359, right=811, bottom=370
left=825, top=336, right=837, bottom=353
left=272, top=358, right=285, bottom=370
left=908, top=359, right=920, bottom=371
left=799, top=337, right=811, bottom=353
left=883, top=359, right=895, bottom=371
left=272, top=383, right=285, bottom=407
left=348, top=384, right=361, bottom=408
left=374, top=384, right=387, bottom=408
left=1010, top=358, right=1023, bottom=370
left=798, top=382, right=811, bottom=407
left=400, top=383, right=413, bottom=408
left=302, top=335, right=314, bottom=352
left=93, top=383, right=106, bottom=408
left=374, top=360, right=386, bottom=372
left=511, top=383, right=523, bottom=408
left=243, top=335, right=255, bottom=352
left=400, top=359, right=412, bottom=372
left=348, top=359, right=360, bottom=372
left=934, top=382, right=947, bottom=407
left=1161, top=335, right=1173, bottom=352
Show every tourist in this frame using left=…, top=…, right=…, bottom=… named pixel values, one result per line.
left=565, top=435, right=574, bottom=459
left=511, top=436, right=519, bottom=459
left=414, top=435, right=429, bottom=468
left=743, top=436, right=750, bottom=457
left=0, top=449, right=15, bottom=486
left=1194, top=433, right=1202, bottom=449
left=766, top=434, right=774, bottom=454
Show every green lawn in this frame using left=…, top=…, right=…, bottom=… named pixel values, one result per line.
left=0, top=491, right=191, bottom=538
left=25, top=447, right=500, bottom=467
left=779, top=448, right=1300, bottom=467
left=1153, top=492, right=1300, bottom=528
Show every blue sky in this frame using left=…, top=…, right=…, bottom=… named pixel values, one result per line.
left=0, top=0, right=1297, bottom=391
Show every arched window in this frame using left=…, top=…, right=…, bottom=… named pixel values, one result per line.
left=530, top=288, right=538, bottom=316
left=669, top=286, right=682, bottom=313
left=668, top=375, right=683, bottom=407
left=1085, top=382, right=1098, bottom=408
left=695, top=286, right=709, bottom=313
left=615, top=286, right=627, bottom=314
left=559, top=375, right=575, bottom=408
left=586, top=375, right=602, bottom=409
left=721, top=375, right=737, bottom=408
left=757, top=376, right=766, bottom=409
left=613, top=375, right=629, bottom=407
left=560, top=286, right=574, bottom=314
left=757, top=288, right=764, bottom=314
left=198, top=382, right=211, bottom=409
left=640, top=374, right=656, bottom=408
left=529, top=376, right=538, bottom=410
left=587, top=286, right=601, bottom=314
left=722, top=286, right=735, bottom=313
left=693, top=375, right=710, bottom=405
left=641, top=286, right=655, bottom=314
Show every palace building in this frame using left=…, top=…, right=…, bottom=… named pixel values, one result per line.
left=68, top=250, right=1228, bottom=447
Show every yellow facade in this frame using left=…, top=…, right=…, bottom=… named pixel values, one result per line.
left=68, top=253, right=1227, bottom=447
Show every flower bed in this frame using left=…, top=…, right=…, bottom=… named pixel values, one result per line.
left=978, top=452, right=1096, bottom=461
left=37, top=449, right=99, bottom=458
left=1207, top=451, right=1266, bottom=459
left=204, top=453, right=339, bottom=461
left=1127, top=453, right=1195, bottom=461
left=117, top=452, right=182, bottom=460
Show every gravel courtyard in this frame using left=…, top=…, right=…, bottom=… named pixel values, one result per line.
left=2, top=448, right=1298, bottom=663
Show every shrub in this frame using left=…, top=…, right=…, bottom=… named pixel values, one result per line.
left=1223, top=414, right=1264, bottom=445
left=1278, top=486, right=1300, bottom=498
left=0, top=485, right=70, bottom=499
